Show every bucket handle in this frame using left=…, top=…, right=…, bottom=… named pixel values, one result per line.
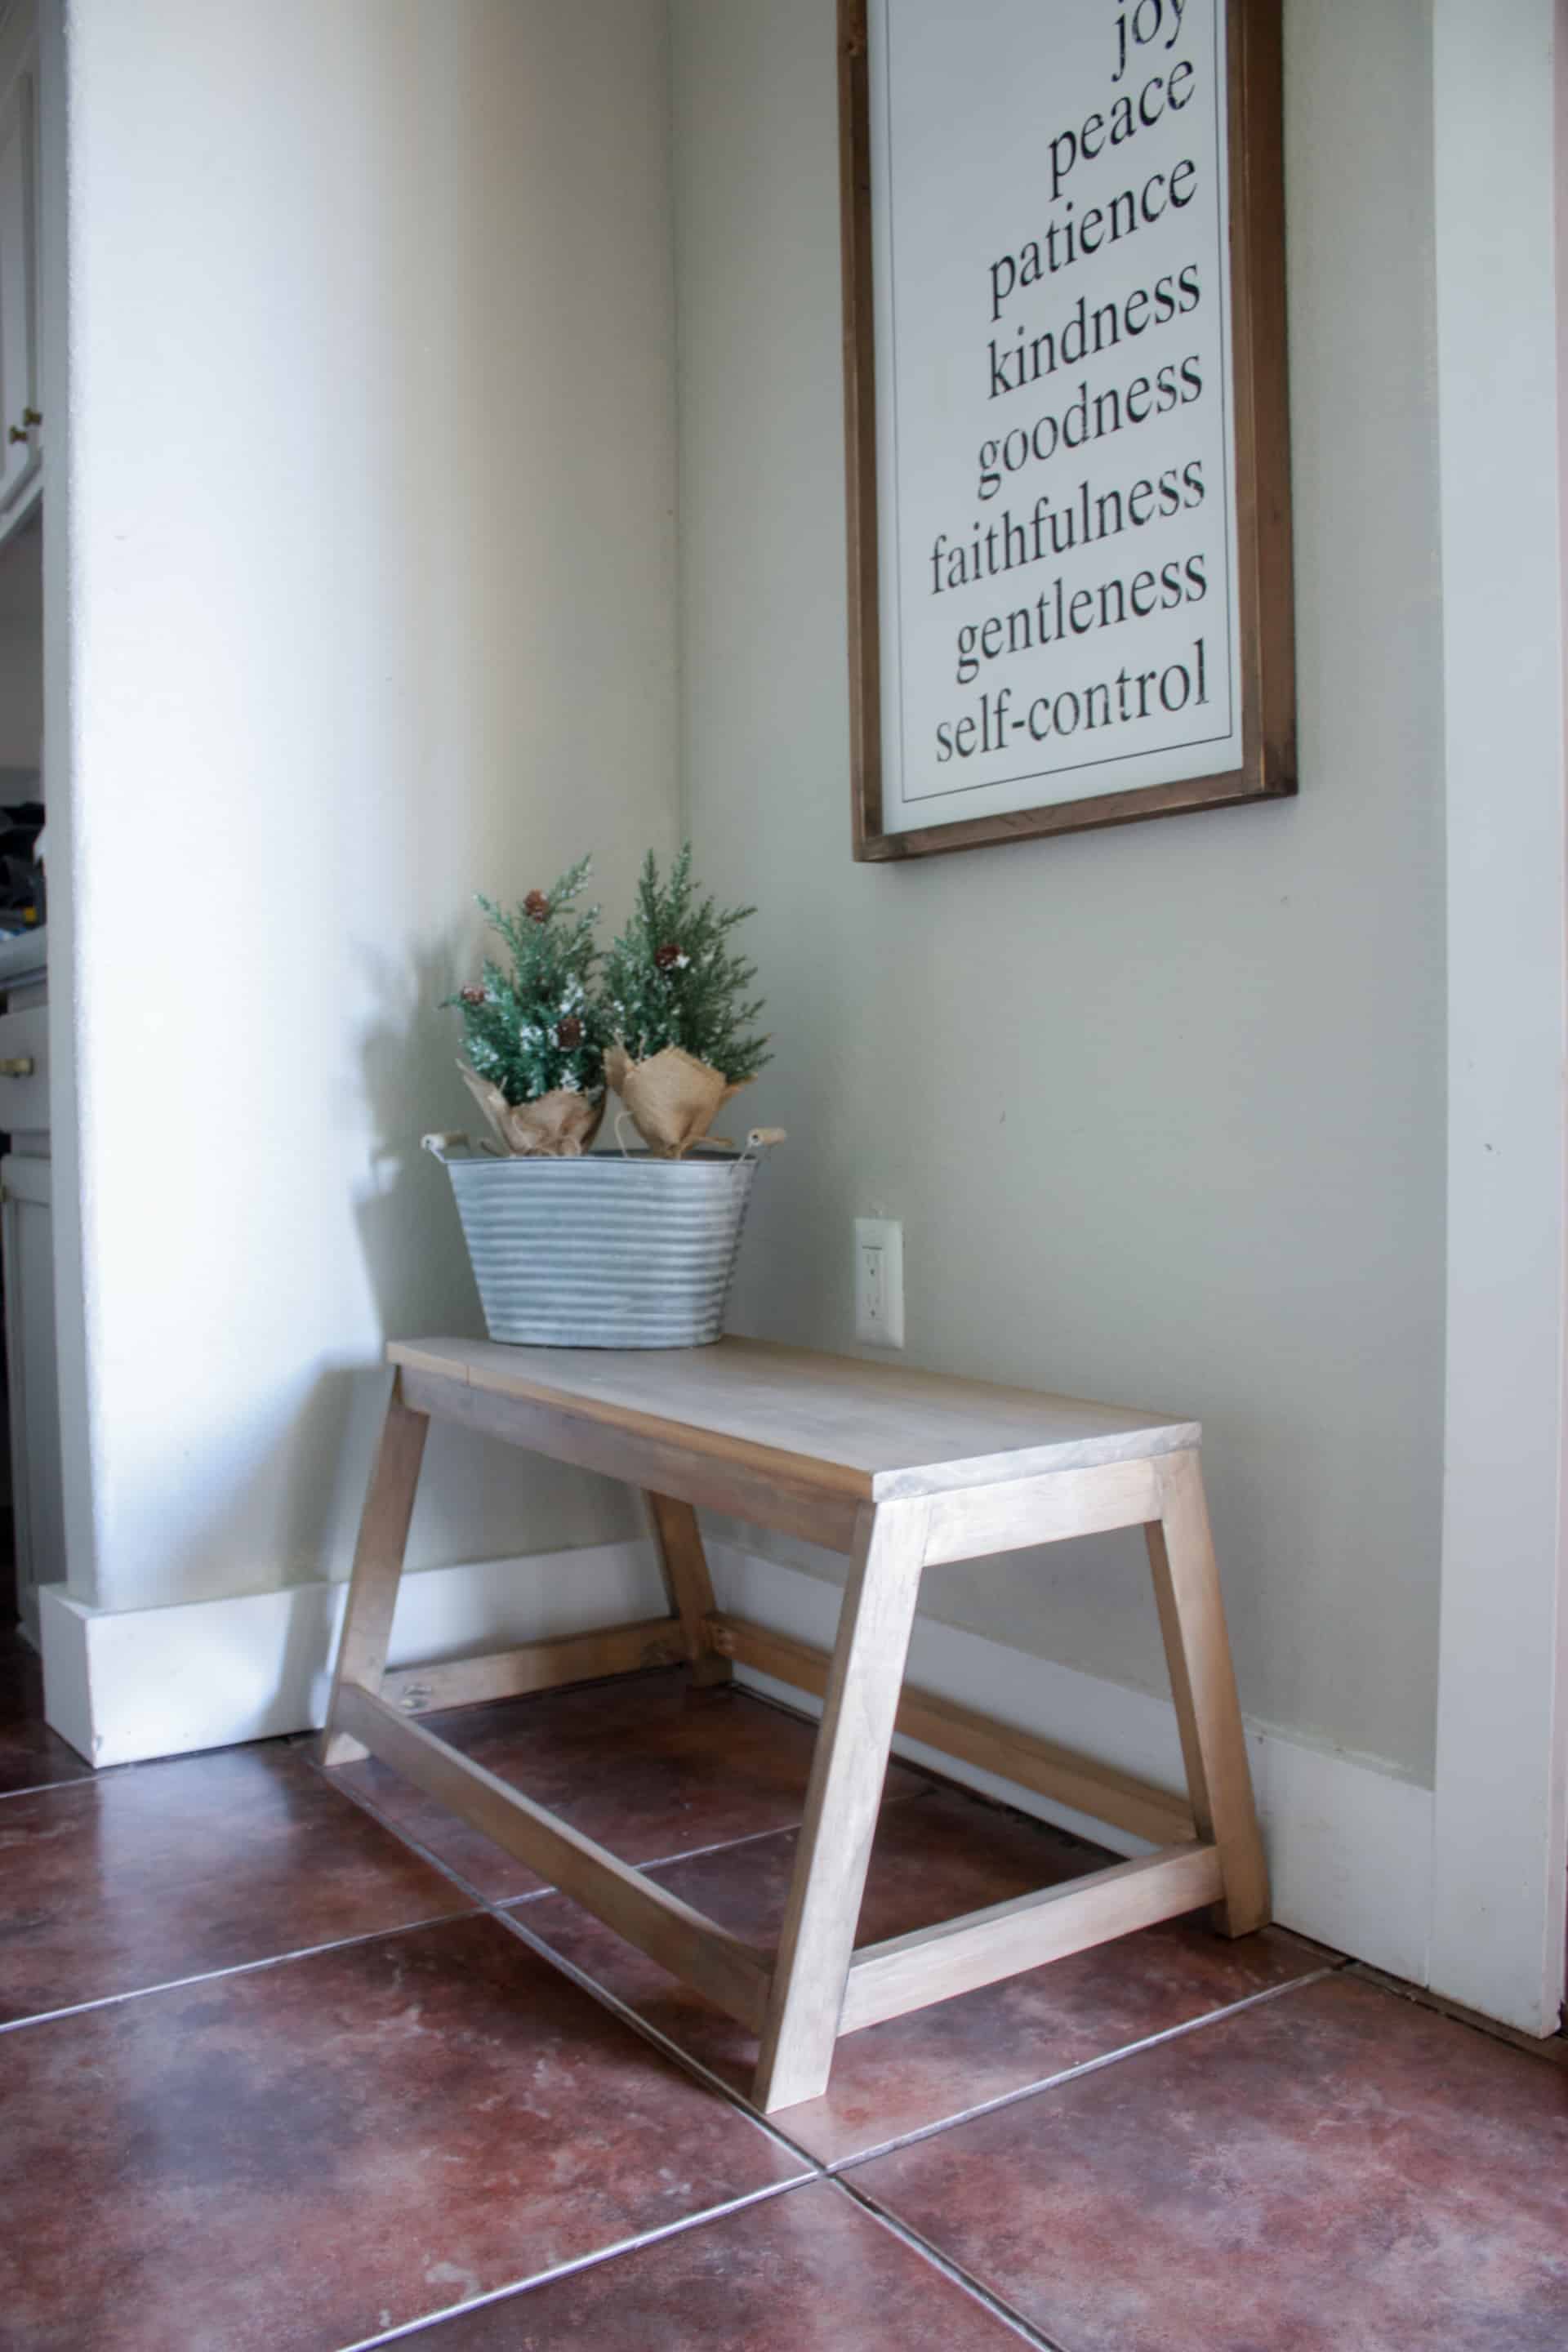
left=737, top=1125, right=786, bottom=1171
left=421, top=1130, right=504, bottom=1162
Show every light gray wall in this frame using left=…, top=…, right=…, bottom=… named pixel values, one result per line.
left=672, top=0, right=1446, bottom=1780
left=55, top=0, right=679, bottom=1613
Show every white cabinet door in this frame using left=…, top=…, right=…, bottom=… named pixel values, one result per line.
left=2, top=1153, right=62, bottom=1643
left=0, top=68, right=38, bottom=515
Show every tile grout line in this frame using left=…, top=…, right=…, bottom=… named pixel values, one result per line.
left=305, top=1752, right=515, bottom=1913
left=329, top=2173, right=820, bottom=2352
left=310, top=1749, right=832, bottom=2176
left=824, top=1963, right=1348, bottom=2174
left=0, top=1742, right=519, bottom=2035
left=0, top=1766, right=100, bottom=1803
left=829, top=2174, right=1070, bottom=2352
left=3, top=1695, right=1362, bottom=2348
left=490, top=1897, right=826, bottom=2175
left=0, top=1745, right=831, bottom=2338
left=0, top=1731, right=314, bottom=1804
left=308, top=1738, right=1351, bottom=2185
left=8, top=1731, right=1345, bottom=2149
left=307, top=1744, right=838, bottom=1907
left=501, top=1793, right=933, bottom=1906
left=0, top=1907, right=485, bottom=2038
left=307, top=1757, right=850, bottom=2342
left=1347, top=1959, right=1568, bottom=2068
left=323, top=1676, right=941, bottom=1908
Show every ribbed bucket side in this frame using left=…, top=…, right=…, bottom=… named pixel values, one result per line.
left=444, top=1155, right=760, bottom=1348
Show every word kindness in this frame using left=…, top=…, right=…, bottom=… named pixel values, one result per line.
left=988, top=264, right=1201, bottom=402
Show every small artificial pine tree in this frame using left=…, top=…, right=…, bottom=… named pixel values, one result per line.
left=600, top=845, right=770, bottom=1081
left=445, top=857, right=607, bottom=1103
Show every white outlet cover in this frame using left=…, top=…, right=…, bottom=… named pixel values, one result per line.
left=854, top=1216, right=905, bottom=1348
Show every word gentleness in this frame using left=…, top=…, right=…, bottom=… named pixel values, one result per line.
left=949, top=551, right=1209, bottom=686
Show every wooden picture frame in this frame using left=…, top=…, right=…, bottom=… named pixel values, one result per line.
left=840, top=0, right=1295, bottom=861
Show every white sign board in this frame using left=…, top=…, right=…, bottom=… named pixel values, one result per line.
left=844, top=0, right=1292, bottom=857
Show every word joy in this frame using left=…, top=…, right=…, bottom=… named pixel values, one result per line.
left=1113, top=0, right=1187, bottom=82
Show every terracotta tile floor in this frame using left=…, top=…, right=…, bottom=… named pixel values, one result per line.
left=2, top=1623, right=1566, bottom=2350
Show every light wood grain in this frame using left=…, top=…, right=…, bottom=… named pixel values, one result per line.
left=840, top=1844, right=1225, bottom=2032
left=1146, top=1449, right=1270, bottom=1936
left=399, top=1364, right=866, bottom=1552
left=647, top=1493, right=730, bottom=1686
left=751, top=1499, right=931, bottom=2111
left=333, top=1682, right=773, bottom=2032
left=328, top=1335, right=1265, bottom=2112
left=391, top=1335, right=1198, bottom=1499
left=921, top=1454, right=1162, bottom=1563
left=706, top=1613, right=1195, bottom=1847
left=319, top=1376, right=428, bottom=1766
left=380, top=1618, right=687, bottom=1716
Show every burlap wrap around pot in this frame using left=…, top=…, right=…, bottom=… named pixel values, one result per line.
left=605, top=1043, right=747, bottom=1159
left=457, top=1062, right=604, bottom=1157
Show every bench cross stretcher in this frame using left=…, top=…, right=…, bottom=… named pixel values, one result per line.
left=321, top=1335, right=1268, bottom=2112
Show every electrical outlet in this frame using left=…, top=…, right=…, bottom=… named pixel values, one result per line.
left=854, top=1216, right=905, bottom=1347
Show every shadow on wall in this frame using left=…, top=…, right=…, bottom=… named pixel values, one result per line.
left=108, top=1360, right=394, bottom=1601
left=347, top=933, right=647, bottom=1576
left=354, top=931, right=485, bottom=1343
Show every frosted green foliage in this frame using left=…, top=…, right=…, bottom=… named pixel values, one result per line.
left=601, top=844, right=770, bottom=1081
left=444, top=857, right=607, bottom=1103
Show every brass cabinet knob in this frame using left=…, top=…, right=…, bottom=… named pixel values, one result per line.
left=21, top=408, right=41, bottom=425
left=0, top=1057, right=35, bottom=1076
left=6, top=425, right=25, bottom=445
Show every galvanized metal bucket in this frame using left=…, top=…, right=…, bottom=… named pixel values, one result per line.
left=421, top=1129, right=782, bottom=1349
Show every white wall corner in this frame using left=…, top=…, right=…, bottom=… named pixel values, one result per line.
left=37, top=1538, right=666, bottom=1768
left=710, top=1544, right=1434, bottom=1986
left=1429, top=0, right=1568, bottom=2036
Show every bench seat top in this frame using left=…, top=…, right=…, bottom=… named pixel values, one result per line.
left=389, top=1335, right=1199, bottom=1502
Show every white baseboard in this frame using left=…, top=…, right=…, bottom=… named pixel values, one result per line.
left=38, top=1539, right=669, bottom=1768
left=708, top=1543, right=1435, bottom=1988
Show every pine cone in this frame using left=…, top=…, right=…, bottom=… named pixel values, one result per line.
left=459, top=983, right=485, bottom=1005
left=556, top=1013, right=583, bottom=1049
left=654, top=940, right=684, bottom=971
left=523, top=889, right=551, bottom=924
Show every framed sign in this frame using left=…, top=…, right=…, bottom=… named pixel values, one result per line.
left=840, top=0, right=1294, bottom=860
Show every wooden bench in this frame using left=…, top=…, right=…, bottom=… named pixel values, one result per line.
left=320, top=1336, right=1268, bottom=2111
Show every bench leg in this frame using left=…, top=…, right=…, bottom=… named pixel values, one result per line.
left=1145, top=1449, right=1270, bottom=1936
left=751, top=1498, right=931, bottom=2111
left=647, top=1492, right=731, bottom=1687
left=319, top=1374, right=430, bottom=1766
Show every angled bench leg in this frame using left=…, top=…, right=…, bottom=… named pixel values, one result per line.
left=647, top=1492, right=731, bottom=1687
left=319, top=1374, right=430, bottom=1766
left=752, top=1497, right=931, bottom=2112
left=1145, top=1448, right=1269, bottom=1936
